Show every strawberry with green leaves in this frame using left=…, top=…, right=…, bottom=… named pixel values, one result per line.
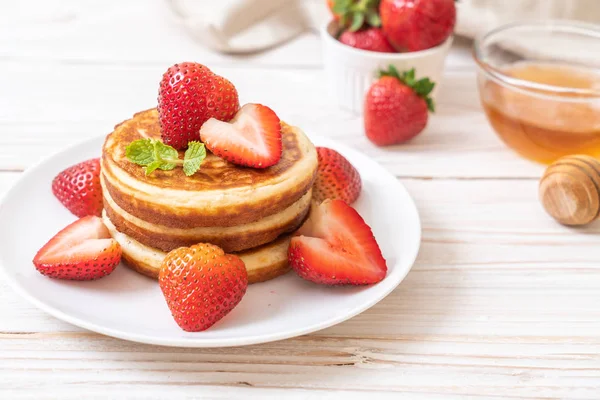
left=331, top=0, right=394, bottom=53
left=331, top=0, right=382, bottom=31
left=364, top=66, right=435, bottom=146
left=126, top=140, right=206, bottom=176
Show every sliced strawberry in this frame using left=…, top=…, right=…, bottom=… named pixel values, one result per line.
left=314, top=147, right=362, bottom=204
left=33, top=216, right=122, bottom=281
left=289, top=199, right=387, bottom=285
left=52, top=158, right=103, bottom=218
left=200, top=103, right=282, bottom=168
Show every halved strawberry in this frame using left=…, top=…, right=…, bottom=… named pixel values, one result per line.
left=314, top=147, right=362, bottom=204
left=199, top=103, right=282, bottom=168
left=52, top=158, right=103, bottom=218
left=33, top=216, right=122, bottom=281
left=288, top=199, right=387, bottom=285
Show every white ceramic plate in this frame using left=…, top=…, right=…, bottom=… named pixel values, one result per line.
left=0, top=134, right=421, bottom=347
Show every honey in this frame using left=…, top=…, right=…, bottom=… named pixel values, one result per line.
left=480, top=62, right=600, bottom=164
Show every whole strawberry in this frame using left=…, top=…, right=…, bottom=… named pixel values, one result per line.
left=52, top=158, right=103, bottom=218
left=313, top=147, right=362, bottom=204
left=158, top=62, right=239, bottom=150
left=159, top=243, right=248, bottom=332
left=364, top=66, right=435, bottom=146
left=380, top=0, right=456, bottom=52
left=339, top=28, right=394, bottom=53
left=33, top=216, right=122, bottom=280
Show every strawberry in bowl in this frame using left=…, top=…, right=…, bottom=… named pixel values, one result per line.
left=321, top=0, right=455, bottom=114
left=329, top=0, right=392, bottom=53
left=339, top=28, right=394, bottom=53
left=380, top=0, right=456, bottom=52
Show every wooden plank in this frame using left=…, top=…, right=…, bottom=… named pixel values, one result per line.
left=0, top=63, right=541, bottom=178
left=0, top=385, right=485, bottom=400
left=1, top=332, right=599, bottom=399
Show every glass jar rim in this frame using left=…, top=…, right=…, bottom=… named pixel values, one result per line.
left=473, top=20, right=600, bottom=100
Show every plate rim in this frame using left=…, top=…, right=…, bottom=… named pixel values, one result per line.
left=0, top=133, right=421, bottom=348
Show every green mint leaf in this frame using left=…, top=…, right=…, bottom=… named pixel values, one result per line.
left=183, top=141, right=206, bottom=176
left=158, top=162, right=177, bottom=171
left=349, top=12, right=365, bottom=32
left=153, top=140, right=178, bottom=170
left=127, top=138, right=201, bottom=176
left=366, top=10, right=381, bottom=27
left=126, top=139, right=155, bottom=166
left=144, top=160, right=162, bottom=176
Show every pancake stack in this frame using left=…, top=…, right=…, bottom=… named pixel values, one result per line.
left=101, top=109, right=318, bottom=283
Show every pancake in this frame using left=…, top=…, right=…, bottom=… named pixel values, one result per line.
left=103, top=211, right=292, bottom=284
left=102, top=109, right=318, bottom=228
left=102, top=182, right=311, bottom=252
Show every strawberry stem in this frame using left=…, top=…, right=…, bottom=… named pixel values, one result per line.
left=161, top=157, right=184, bottom=165
left=379, top=66, right=436, bottom=112
left=335, top=0, right=381, bottom=32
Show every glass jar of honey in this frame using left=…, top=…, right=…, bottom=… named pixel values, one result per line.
left=474, top=22, right=600, bottom=164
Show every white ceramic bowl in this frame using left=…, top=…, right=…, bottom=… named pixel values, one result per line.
left=321, top=20, right=453, bottom=114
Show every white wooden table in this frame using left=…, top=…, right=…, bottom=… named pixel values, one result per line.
left=2, top=1, right=600, bottom=399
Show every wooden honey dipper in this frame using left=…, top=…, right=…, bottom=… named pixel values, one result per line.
left=539, top=155, right=600, bottom=226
